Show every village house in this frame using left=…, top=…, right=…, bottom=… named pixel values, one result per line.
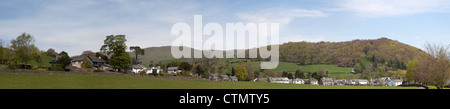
left=269, top=77, right=289, bottom=83
left=254, top=77, right=267, bottom=82
left=229, top=76, right=238, bottom=81
left=385, top=79, right=403, bottom=86
left=334, top=79, right=346, bottom=85
left=130, top=64, right=149, bottom=74
left=290, top=78, right=305, bottom=84
left=347, top=79, right=357, bottom=85
left=320, top=78, right=334, bottom=85
left=148, top=66, right=163, bottom=74
left=209, top=74, right=219, bottom=81
left=219, top=75, right=230, bottom=81
left=167, top=67, right=182, bottom=75
left=309, top=78, right=318, bottom=85
left=355, top=79, right=369, bottom=85
left=70, top=55, right=107, bottom=70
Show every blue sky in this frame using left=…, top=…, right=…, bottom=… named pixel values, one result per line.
left=1, top=0, right=450, bottom=56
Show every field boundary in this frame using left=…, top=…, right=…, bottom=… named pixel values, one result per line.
left=0, top=69, right=207, bottom=81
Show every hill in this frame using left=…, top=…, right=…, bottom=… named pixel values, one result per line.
left=279, top=38, right=428, bottom=69
left=131, top=38, right=428, bottom=72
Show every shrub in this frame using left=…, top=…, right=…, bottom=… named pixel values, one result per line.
left=7, top=61, right=16, bottom=69
left=31, top=65, right=39, bottom=70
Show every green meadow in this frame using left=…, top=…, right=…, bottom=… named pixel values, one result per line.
left=0, top=73, right=415, bottom=89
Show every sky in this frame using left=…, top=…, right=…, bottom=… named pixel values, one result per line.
left=1, top=0, right=450, bottom=56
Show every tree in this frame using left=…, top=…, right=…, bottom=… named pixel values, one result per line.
left=179, top=62, right=192, bottom=71
left=406, top=58, right=418, bottom=83
left=295, top=69, right=305, bottom=79
left=100, top=35, right=132, bottom=73
left=231, top=67, right=236, bottom=76
left=420, top=43, right=450, bottom=89
left=130, top=46, right=145, bottom=64
left=57, top=51, right=72, bottom=70
left=287, top=73, right=294, bottom=79
left=282, top=71, right=289, bottom=77
left=10, top=33, right=39, bottom=69
left=46, top=48, right=57, bottom=57
left=353, top=64, right=363, bottom=73
left=0, top=40, right=5, bottom=64
left=35, top=55, right=43, bottom=67
left=307, top=72, right=312, bottom=79
left=235, top=61, right=248, bottom=81
left=246, top=66, right=254, bottom=81
left=81, top=57, right=93, bottom=69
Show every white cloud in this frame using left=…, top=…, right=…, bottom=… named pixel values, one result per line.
left=342, top=0, right=450, bottom=17
left=236, top=8, right=327, bottom=24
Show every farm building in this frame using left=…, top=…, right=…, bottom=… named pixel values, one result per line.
left=309, top=79, right=318, bottom=85
left=355, top=79, right=369, bottom=85
left=269, top=77, right=289, bottom=83
left=209, top=74, right=219, bottom=81
left=130, top=64, right=150, bottom=74
left=290, top=78, right=305, bottom=84
left=334, top=79, right=346, bottom=85
left=255, top=77, right=268, bottom=82
left=219, top=75, right=230, bottom=81
left=320, top=78, right=334, bottom=85
left=229, top=76, right=238, bottom=81
left=167, top=67, right=181, bottom=75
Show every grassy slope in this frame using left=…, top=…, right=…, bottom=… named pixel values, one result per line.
left=0, top=73, right=415, bottom=89
left=223, top=60, right=353, bottom=78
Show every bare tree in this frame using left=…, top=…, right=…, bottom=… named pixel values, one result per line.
left=413, top=43, right=450, bottom=89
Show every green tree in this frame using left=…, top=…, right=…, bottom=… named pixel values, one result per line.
left=0, top=40, right=5, bottom=64
left=10, top=33, right=39, bottom=69
left=57, top=51, right=72, bottom=70
left=353, top=64, right=363, bottom=73
left=282, top=71, right=289, bottom=77
left=235, top=61, right=248, bottom=81
left=406, top=58, right=418, bottom=83
left=295, top=69, right=305, bottom=79
left=287, top=73, right=294, bottom=79
left=130, top=46, right=144, bottom=64
left=179, top=62, right=192, bottom=71
left=46, top=48, right=57, bottom=57
left=100, top=35, right=132, bottom=73
left=35, top=55, right=43, bottom=67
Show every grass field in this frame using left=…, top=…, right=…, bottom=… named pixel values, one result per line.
left=0, top=73, right=416, bottom=89
left=223, top=60, right=354, bottom=78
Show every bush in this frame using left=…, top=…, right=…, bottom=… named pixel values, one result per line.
left=31, top=65, right=39, bottom=70
left=7, top=61, right=16, bottom=69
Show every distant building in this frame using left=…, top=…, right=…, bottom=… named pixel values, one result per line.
left=309, top=78, right=318, bottom=85
left=219, top=75, right=230, bottom=81
left=320, top=78, right=334, bottom=85
left=355, top=79, right=369, bottom=85
left=167, top=67, right=181, bottom=75
left=255, top=77, right=267, bottom=82
left=148, top=66, right=163, bottom=74
left=70, top=55, right=106, bottom=69
left=229, top=76, right=238, bottom=82
left=130, top=64, right=150, bottom=74
left=209, top=74, right=219, bottom=81
left=269, top=77, right=289, bottom=84
left=290, top=78, right=305, bottom=84
left=334, top=79, right=346, bottom=85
